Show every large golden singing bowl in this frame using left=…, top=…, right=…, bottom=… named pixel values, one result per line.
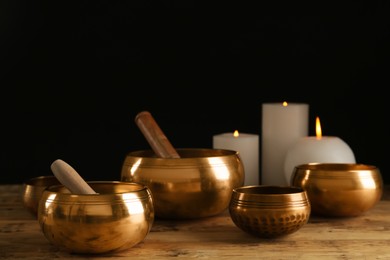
left=38, top=181, right=154, bottom=254
left=290, top=163, right=383, bottom=217
left=22, top=175, right=61, bottom=217
left=229, top=186, right=310, bottom=238
left=121, top=148, right=245, bottom=219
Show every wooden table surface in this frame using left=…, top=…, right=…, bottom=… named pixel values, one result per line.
left=1, top=184, right=390, bottom=259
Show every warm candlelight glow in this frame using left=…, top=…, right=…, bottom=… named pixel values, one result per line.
left=284, top=116, right=356, bottom=183
left=213, top=131, right=259, bottom=185
left=262, top=102, right=309, bottom=186
left=316, top=116, right=322, bottom=140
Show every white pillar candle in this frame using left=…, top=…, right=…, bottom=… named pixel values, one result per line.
left=284, top=117, right=356, bottom=184
left=213, top=131, right=259, bottom=186
left=261, top=102, right=309, bottom=186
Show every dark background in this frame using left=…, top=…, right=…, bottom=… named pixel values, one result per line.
left=1, top=2, right=389, bottom=184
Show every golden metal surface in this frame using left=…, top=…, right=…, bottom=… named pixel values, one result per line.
left=229, top=185, right=310, bottom=238
left=291, top=163, right=383, bottom=217
left=38, top=181, right=154, bottom=254
left=22, top=175, right=61, bottom=217
left=121, top=148, right=245, bottom=219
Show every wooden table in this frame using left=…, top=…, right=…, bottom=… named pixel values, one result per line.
left=1, top=184, right=390, bottom=259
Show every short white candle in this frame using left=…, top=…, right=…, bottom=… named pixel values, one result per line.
left=213, top=131, right=259, bottom=186
left=284, top=117, right=356, bottom=183
left=261, top=102, right=309, bottom=186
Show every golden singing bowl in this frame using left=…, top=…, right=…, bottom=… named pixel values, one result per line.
left=229, top=186, right=310, bottom=238
left=38, top=181, right=154, bottom=254
left=22, top=175, right=61, bottom=217
left=290, top=163, right=383, bottom=217
left=121, top=148, right=245, bottom=219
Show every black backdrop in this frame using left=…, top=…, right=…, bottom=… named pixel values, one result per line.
left=1, top=3, right=389, bottom=184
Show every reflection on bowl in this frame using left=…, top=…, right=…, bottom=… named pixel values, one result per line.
left=291, top=163, right=383, bottom=217
left=22, top=175, right=61, bottom=217
left=38, top=181, right=154, bottom=254
left=121, top=148, right=245, bottom=219
left=229, top=185, right=310, bottom=238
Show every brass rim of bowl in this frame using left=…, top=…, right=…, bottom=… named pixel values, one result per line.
left=231, top=186, right=309, bottom=207
left=127, top=148, right=238, bottom=158
left=43, top=181, right=151, bottom=202
left=124, top=148, right=241, bottom=168
left=233, top=185, right=305, bottom=195
left=293, top=163, right=381, bottom=179
left=24, top=175, right=60, bottom=186
left=295, top=163, right=377, bottom=171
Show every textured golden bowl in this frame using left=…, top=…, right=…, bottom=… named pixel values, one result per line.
left=290, top=163, right=383, bottom=217
left=121, top=148, right=245, bottom=219
left=22, top=175, right=61, bottom=217
left=38, top=181, right=154, bottom=254
left=229, top=186, right=310, bottom=238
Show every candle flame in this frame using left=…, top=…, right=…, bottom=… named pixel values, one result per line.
left=233, top=130, right=239, bottom=137
left=283, top=101, right=288, bottom=107
left=316, top=116, right=322, bottom=140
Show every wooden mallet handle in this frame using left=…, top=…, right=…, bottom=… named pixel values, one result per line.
left=50, top=159, right=97, bottom=194
left=135, top=111, right=180, bottom=159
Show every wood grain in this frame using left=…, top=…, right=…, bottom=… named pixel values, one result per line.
left=1, top=184, right=390, bottom=259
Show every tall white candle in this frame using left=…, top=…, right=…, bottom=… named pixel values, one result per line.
left=213, top=131, right=259, bottom=186
left=284, top=117, right=356, bottom=184
left=261, top=102, right=309, bottom=186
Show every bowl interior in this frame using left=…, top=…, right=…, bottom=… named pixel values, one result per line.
left=234, top=185, right=305, bottom=195
left=232, top=185, right=308, bottom=203
left=294, top=162, right=378, bottom=173
left=44, top=181, right=150, bottom=198
left=25, top=175, right=60, bottom=187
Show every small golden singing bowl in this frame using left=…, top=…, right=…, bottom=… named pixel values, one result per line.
left=38, top=181, right=154, bottom=254
left=121, top=148, right=245, bottom=219
left=229, top=186, right=310, bottom=238
left=22, top=175, right=61, bottom=217
left=291, top=163, right=383, bottom=217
